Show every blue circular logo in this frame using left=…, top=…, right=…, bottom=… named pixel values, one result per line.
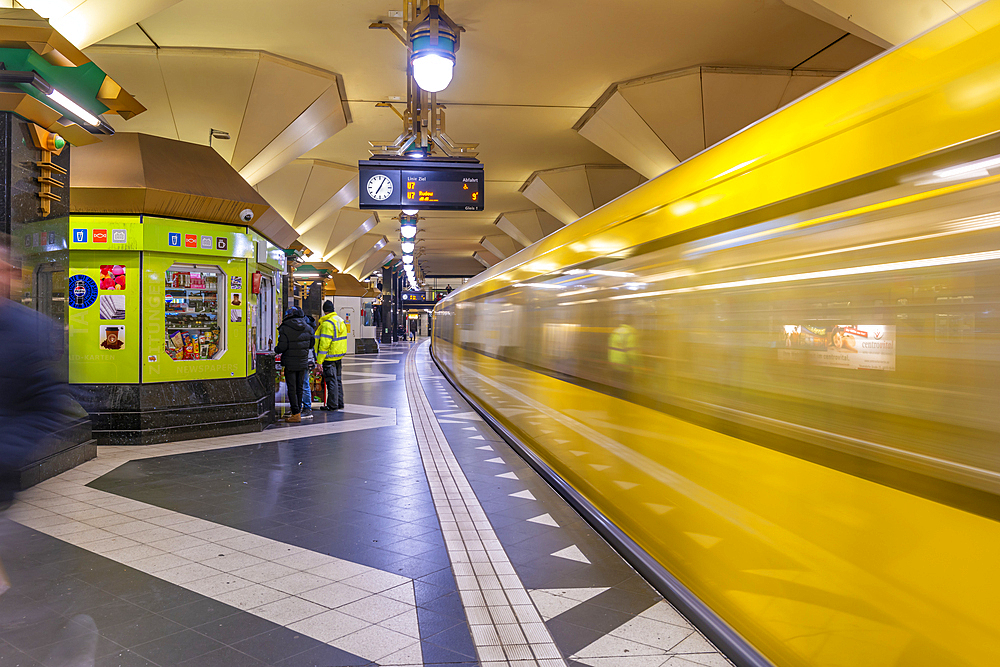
left=68, top=274, right=98, bottom=309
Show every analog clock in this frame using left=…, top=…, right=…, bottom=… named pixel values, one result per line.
left=366, top=174, right=393, bottom=201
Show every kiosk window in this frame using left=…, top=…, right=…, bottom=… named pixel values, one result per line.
left=165, top=264, right=225, bottom=360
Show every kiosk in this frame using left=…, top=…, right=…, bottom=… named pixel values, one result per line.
left=36, top=132, right=297, bottom=445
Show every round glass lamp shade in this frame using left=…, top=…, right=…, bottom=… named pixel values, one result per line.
left=400, top=224, right=418, bottom=239
left=402, top=255, right=414, bottom=264
left=411, top=53, right=454, bottom=93
left=402, top=209, right=418, bottom=215
left=400, top=241, right=415, bottom=253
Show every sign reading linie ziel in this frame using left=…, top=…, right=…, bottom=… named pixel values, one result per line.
left=358, top=159, right=484, bottom=211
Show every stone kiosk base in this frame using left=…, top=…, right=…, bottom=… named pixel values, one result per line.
left=74, top=354, right=276, bottom=446
left=11, top=418, right=95, bottom=491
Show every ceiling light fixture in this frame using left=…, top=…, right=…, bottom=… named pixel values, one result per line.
left=401, top=241, right=415, bottom=253
left=48, top=90, right=99, bottom=126
left=0, top=70, right=113, bottom=135
left=403, top=255, right=414, bottom=264
left=208, top=127, right=230, bottom=148
left=409, top=2, right=460, bottom=93
left=400, top=224, right=418, bottom=239
left=402, top=209, right=419, bottom=215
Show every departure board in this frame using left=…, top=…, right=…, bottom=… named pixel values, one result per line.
left=359, top=159, right=484, bottom=211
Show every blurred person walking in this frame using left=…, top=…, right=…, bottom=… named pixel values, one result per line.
left=276, top=307, right=314, bottom=423
left=315, top=301, right=348, bottom=411
left=0, top=235, right=98, bottom=667
left=0, top=233, right=67, bottom=510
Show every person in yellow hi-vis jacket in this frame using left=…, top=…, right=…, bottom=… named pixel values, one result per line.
left=608, top=321, right=639, bottom=393
left=315, top=301, right=349, bottom=410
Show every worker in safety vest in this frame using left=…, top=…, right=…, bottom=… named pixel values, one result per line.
left=315, top=301, right=349, bottom=410
left=608, top=321, right=639, bottom=392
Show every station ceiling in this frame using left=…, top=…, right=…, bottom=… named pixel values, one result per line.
left=31, top=0, right=895, bottom=277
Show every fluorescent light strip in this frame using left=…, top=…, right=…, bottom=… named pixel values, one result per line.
left=563, top=268, right=635, bottom=278
left=933, top=154, right=1000, bottom=180
left=679, top=210, right=1000, bottom=286
left=557, top=298, right=598, bottom=306
left=47, top=89, right=99, bottom=126
left=609, top=249, right=1000, bottom=301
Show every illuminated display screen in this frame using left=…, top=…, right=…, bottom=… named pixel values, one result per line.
left=359, top=160, right=484, bottom=211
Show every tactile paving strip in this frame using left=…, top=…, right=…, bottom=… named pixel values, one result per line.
left=405, top=343, right=567, bottom=667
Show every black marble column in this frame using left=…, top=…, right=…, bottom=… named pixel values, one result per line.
left=1, top=112, right=94, bottom=487
left=380, top=265, right=393, bottom=344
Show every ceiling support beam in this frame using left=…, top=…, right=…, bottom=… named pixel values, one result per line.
left=360, top=251, right=395, bottom=280
left=574, top=65, right=868, bottom=179
left=21, top=0, right=183, bottom=48
left=473, top=251, right=500, bottom=268
left=520, top=165, right=645, bottom=226
left=494, top=209, right=563, bottom=247
left=780, top=0, right=975, bottom=47
left=479, top=235, right=522, bottom=260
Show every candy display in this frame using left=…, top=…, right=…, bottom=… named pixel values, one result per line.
left=99, top=265, right=125, bottom=291
left=164, top=269, right=223, bottom=361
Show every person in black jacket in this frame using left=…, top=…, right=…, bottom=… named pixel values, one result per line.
left=275, top=307, right=314, bottom=423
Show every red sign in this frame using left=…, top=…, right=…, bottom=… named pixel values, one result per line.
left=251, top=271, right=262, bottom=294
left=184, top=234, right=197, bottom=248
left=93, top=229, right=108, bottom=243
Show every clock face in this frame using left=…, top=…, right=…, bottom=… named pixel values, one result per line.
left=366, top=174, right=393, bottom=201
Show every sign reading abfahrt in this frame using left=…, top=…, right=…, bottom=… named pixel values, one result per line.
left=358, top=159, right=484, bottom=211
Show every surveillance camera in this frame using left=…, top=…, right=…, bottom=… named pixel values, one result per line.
left=240, top=208, right=255, bottom=223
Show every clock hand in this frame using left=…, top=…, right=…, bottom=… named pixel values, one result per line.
left=376, top=180, right=388, bottom=198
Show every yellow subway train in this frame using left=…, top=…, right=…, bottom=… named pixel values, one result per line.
left=432, top=4, right=1000, bottom=667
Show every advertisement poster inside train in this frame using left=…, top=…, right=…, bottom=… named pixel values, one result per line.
left=779, top=324, right=895, bottom=370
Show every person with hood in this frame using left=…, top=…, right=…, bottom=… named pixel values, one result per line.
left=275, top=306, right=314, bottom=422
left=315, top=301, right=348, bottom=410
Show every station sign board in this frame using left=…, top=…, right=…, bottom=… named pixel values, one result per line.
left=359, top=159, right=484, bottom=211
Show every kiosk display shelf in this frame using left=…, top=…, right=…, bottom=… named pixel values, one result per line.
left=165, top=268, right=223, bottom=360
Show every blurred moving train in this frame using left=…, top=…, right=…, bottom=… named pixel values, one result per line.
left=432, top=4, right=1000, bottom=667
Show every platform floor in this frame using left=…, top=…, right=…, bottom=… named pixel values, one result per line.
left=0, top=341, right=730, bottom=667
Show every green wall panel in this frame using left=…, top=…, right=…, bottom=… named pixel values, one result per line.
left=67, top=251, right=140, bottom=384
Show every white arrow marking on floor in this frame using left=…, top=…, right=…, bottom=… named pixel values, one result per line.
left=468, top=435, right=485, bottom=441
left=528, top=588, right=609, bottom=621
left=528, top=514, right=559, bottom=527
left=438, top=420, right=463, bottom=424
left=340, top=371, right=396, bottom=385
left=462, top=427, right=477, bottom=431
left=570, top=601, right=699, bottom=665
left=485, top=457, right=505, bottom=464
left=551, top=545, right=590, bottom=564
left=449, top=411, right=483, bottom=421
left=509, top=490, right=535, bottom=501
left=496, top=472, right=519, bottom=480
left=475, top=446, right=493, bottom=451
